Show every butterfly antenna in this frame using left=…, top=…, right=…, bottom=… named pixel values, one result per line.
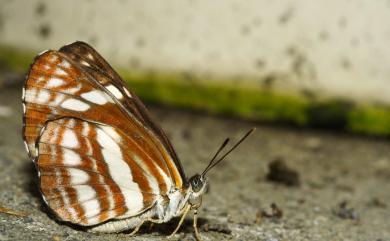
left=202, top=128, right=255, bottom=176
left=201, top=138, right=230, bottom=176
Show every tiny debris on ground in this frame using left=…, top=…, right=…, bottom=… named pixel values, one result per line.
left=255, top=203, right=283, bottom=224
left=266, top=158, right=300, bottom=186
left=333, top=201, right=359, bottom=220
left=0, top=204, right=28, bottom=217
left=367, top=197, right=387, bottom=209
left=261, top=203, right=283, bottom=219
left=201, top=222, right=232, bottom=234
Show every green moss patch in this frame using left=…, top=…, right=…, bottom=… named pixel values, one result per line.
left=119, top=70, right=310, bottom=125
left=0, top=45, right=35, bottom=72
left=348, top=105, right=390, bottom=136
left=120, top=71, right=390, bottom=137
left=1, top=45, right=390, bottom=137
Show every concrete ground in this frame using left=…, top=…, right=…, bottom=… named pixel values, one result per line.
left=0, top=81, right=389, bottom=241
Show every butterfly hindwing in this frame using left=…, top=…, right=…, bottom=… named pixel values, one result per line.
left=37, top=117, right=166, bottom=225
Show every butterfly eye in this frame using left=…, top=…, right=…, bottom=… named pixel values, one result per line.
left=190, top=174, right=203, bottom=192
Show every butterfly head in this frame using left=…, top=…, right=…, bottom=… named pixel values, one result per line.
left=188, top=173, right=207, bottom=208
left=186, top=128, right=255, bottom=209
left=189, top=174, right=206, bottom=193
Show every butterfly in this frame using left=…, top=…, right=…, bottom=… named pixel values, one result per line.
left=22, top=41, right=253, bottom=240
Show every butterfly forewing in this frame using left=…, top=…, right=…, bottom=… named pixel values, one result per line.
left=58, top=42, right=186, bottom=182
left=23, top=50, right=117, bottom=158
left=22, top=42, right=186, bottom=226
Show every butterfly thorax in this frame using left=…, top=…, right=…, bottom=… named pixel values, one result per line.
left=156, top=174, right=207, bottom=221
left=154, top=188, right=184, bottom=222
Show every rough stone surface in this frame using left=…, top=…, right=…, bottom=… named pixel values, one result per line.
left=0, top=84, right=390, bottom=241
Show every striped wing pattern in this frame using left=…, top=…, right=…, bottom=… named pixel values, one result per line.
left=58, top=42, right=185, bottom=179
left=22, top=42, right=185, bottom=226
left=38, top=117, right=161, bottom=225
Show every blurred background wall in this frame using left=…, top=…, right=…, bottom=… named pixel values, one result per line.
left=1, top=0, right=390, bottom=135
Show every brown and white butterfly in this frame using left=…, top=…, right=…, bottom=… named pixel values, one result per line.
left=22, top=41, right=253, bottom=239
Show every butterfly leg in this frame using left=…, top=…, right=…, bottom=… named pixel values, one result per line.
left=167, top=204, right=191, bottom=239
left=148, top=222, right=155, bottom=231
left=193, top=209, right=202, bottom=241
left=129, top=220, right=145, bottom=236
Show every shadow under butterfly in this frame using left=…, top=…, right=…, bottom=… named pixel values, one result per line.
left=22, top=41, right=254, bottom=240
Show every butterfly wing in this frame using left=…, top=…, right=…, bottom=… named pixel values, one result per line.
left=58, top=41, right=185, bottom=180
left=37, top=117, right=167, bottom=225
left=22, top=44, right=185, bottom=226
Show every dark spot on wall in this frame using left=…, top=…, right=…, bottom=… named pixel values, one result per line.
left=135, top=37, right=146, bottom=48
left=255, top=59, right=266, bottom=69
left=318, top=31, right=329, bottom=41
left=240, top=25, right=251, bottom=35
left=286, top=46, right=297, bottom=56
left=38, top=24, right=51, bottom=39
left=129, top=57, right=141, bottom=69
left=88, top=36, right=98, bottom=45
left=181, top=71, right=197, bottom=83
left=292, top=54, right=307, bottom=77
left=36, top=2, right=46, bottom=16
left=252, top=17, right=262, bottom=27
left=206, top=51, right=220, bottom=60
left=261, top=74, right=277, bottom=89
left=338, top=17, right=347, bottom=29
left=341, top=58, right=351, bottom=70
left=301, top=89, right=316, bottom=99
left=350, top=38, right=360, bottom=47
left=287, top=47, right=316, bottom=82
left=279, top=7, right=294, bottom=25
